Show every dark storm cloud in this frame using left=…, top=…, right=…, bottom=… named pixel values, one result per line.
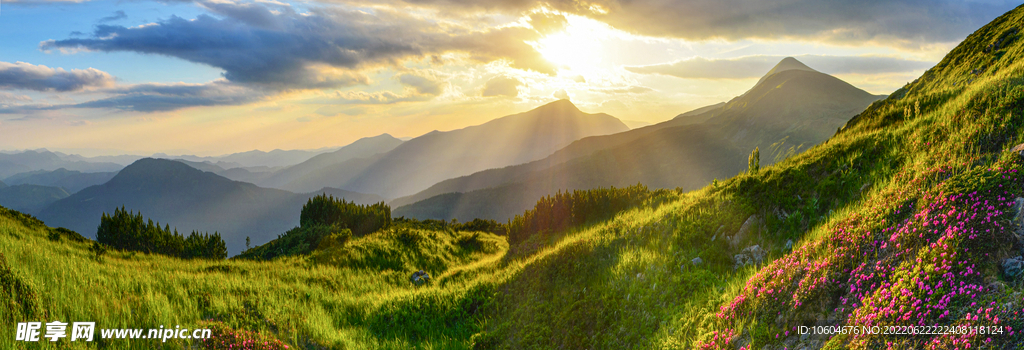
left=0, top=61, right=114, bottom=92
left=40, top=1, right=555, bottom=90
left=368, top=0, right=1020, bottom=47
left=625, top=55, right=935, bottom=79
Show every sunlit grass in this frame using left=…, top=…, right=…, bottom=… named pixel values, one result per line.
left=5, top=5, right=1024, bottom=350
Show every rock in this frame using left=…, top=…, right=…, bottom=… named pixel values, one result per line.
left=410, top=270, right=431, bottom=286
left=1002, top=256, right=1023, bottom=278
left=711, top=225, right=724, bottom=242
left=733, top=254, right=750, bottom=270
left=1012, top=197, right=1024, bottom=239
left=730, top=215, right=759, bottom=249
left=1011, top=197, right=1024, bottom=223
left=1010, top=197, right=1024, bottom=253
left=691, top=257, right=703, bottom=266
left=743, top=245, right=765, bottom=264
left=1011, top=144, right=1024, bottom=159
left=784, top=239, right=794, bottom=252
left=733, top=245, right=766, bottom=270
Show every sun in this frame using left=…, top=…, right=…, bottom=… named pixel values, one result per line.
left=533, top=16, right=609, bottom=73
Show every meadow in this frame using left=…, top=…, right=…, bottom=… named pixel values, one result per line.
left=5, top=5, right=1024, bottom=350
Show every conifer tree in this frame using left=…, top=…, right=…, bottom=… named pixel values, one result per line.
left=748, top=146, right=760, bottom=174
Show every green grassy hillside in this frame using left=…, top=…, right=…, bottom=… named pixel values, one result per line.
left=5, top=4, right=1024, bottom=350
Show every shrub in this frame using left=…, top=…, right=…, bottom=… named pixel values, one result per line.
left=452, top=218, right=504, bottom=235
left=300, top=194, right=390, bottom=237
left=47, top=227, right=87, bottom=243
left=96, top=207, right=226, bottom=259
left=506, top=184, right=651, bottom=245
left=235, top=223, right=350, bottom=260
left=89, top=242, right=107, bottom=261
left=394, top=228, right=424, bottom=247
left=316, top=231, right=351, bottom=251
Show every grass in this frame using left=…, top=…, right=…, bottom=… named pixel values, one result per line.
left=5, top=4, right=1024, bottom=350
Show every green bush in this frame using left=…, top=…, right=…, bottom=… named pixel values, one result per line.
left=506, top=184, right=651, bottom=245
left=300, top=194, right=390, bottom=237
left=96, top=207, right=226, bottom=259
left=236, top=223, right=350, bottom=260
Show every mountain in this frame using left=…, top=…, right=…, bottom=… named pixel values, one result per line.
left=672, top=101, right=725, bottom=123
left=0, top=184, right=70, bottom=214
left=36, top=158, right=383, bottom=255
left=160, top=159, right=283, bottom=184
left=0, top=150, right=123, bottom=179
left=752, top=56, right=817, bottom=87
left=258, top=134, right=405, bottom=190
left=4, top=168, right=117, bottom=194
left=8, top=5, right=1024, bottom=350
left=394, top=57, right=885, bottom=221
left=0, top=179, right=5, bottom=189
left=171, top=159, right=230, bottom=174
left=276, top=100, right=629, bottom=198
left=155, top=147, right=338, bottom=169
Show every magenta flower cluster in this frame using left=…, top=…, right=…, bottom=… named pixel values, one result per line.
left=698, top=166, right=1024, bottom=350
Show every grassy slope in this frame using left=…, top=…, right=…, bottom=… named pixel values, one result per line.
left=0, top=208, right=507, bottom=349
left=5, top=5, right=1024, bottom=350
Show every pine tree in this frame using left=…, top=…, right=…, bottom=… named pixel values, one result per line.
left=748, top=146, right=760, bottom=175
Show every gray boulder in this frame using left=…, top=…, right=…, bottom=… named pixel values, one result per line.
left=1003, top=256, right=1023, bottom=278
left=733, top=245, right=766, bottom=270
left=1011, top=144, right=1024, bottom=158
left=691, top=257, right=703, bottom=266
left=410, top=270, right=431, bottom=286
left=783, top=239, right=794, bottom=252
left=729, top=215, right=759, bottom=249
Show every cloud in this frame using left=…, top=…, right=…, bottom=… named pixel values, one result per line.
left=39, top=1, right=556, bottom=89
left=0, top=92, right=32, bottom=104
left=78, top=81, right=267, bottom=112
left=528, top=12, right=568, bottom=34
left=553, top=89, right=570, bottom=100
left=481, top=76, right=521, bottom=97
left=397, top=72, right=444, bottom=96
left=0, top=80, right=266, bottom=113
left=625, top=55, right=935, bottom=80
left=99, top=10, right=127, bottom=23
left=326, top=90, right=431, bottom=105
left=377, top=0, right=1019, bottom=47
left=5, top=0, right=88, bottom=3
left=315, top=106, right=366, bottom=116
left=0, top=61, right=115, bottom=92
left=590, top=85, right=653, bottom=94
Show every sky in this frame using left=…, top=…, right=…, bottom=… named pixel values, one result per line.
left=0, top=0, right=1019, bottom=156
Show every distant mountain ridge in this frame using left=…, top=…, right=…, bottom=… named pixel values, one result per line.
left=394, top=57, right=885, bottom=221
left=0, top=184, right=70, bottom=214
left=266, top=100, right=629, bottom=198
left=0, top=150, right=123, bottom=179
left=258, top=134, right=404, bottom=190
left=37, top=158, right=384, bottom=255
left=4, top=168, right=117, bottom=194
